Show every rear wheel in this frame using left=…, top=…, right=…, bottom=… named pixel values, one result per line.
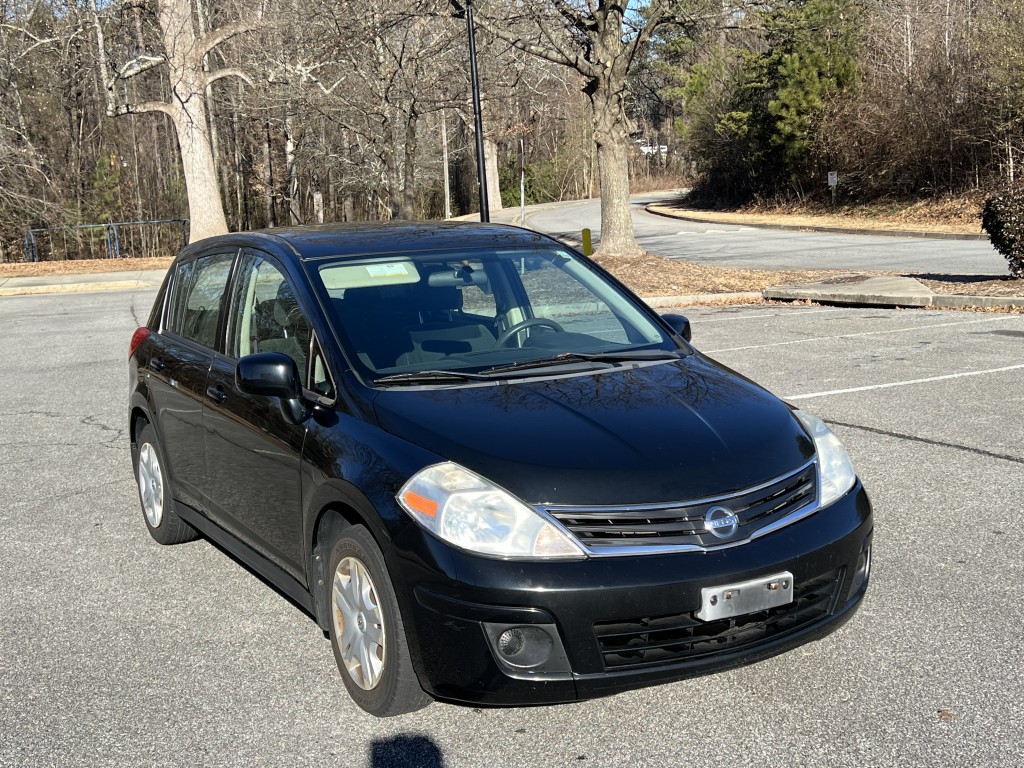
left=328, top=525, right=430, bottom=717
left=134, top=424, right=198, bottom=545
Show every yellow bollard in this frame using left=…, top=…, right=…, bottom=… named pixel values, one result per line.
left=581, top=228, right=593, bottom=256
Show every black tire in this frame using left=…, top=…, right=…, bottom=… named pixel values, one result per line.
left=133, top=424, right=198, bottom=545
left=327, top=525, right=430, bottom=717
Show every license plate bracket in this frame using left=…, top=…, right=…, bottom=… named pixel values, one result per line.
left=696, top=571, right=794, bottom=622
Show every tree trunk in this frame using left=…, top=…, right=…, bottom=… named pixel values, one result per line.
left=399, top=106, right=418, bottom=220
left=171, top=97, right=228, bottom=241
left=194, top=0, right=229, bottom=219
left=263, top=121, right=276, bottom=227
left=313, top=185, right=325, bottom=224
left=158, top=0, right=228, bottom=242
left=588, top=78, right=641, bottom=258
left=231, top=97, right=245, bottom=229
left=441, top=110, right=452, bottom=219
left=484, top=137, right=502, bottom=211
left=285, top=107, right=300, bottom=224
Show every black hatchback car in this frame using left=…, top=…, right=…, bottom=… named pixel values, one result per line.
left=128, top=222, right=872, bottom=716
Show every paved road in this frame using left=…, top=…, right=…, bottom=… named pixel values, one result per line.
left=2, top=289, right=1023, bottom=767
left=491, top=194, right=1007, bottom=276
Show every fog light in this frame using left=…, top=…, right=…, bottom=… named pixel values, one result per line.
left=482, top=621, right=572, bottom=679
left=498, top=628, right=526, bottom=657
left=851, top=538, right=872, bottom=594
left=495, top=626, right=553, bottom=669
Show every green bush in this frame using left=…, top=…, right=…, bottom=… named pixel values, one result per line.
left=982, top=188, right=1024, bottom=279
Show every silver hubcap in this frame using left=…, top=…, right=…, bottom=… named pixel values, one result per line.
left=332, top=556, right=386, bottom=690
left=138, top=443, right=164, bottom=528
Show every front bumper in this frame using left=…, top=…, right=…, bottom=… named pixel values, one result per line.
left=388, top=483, right=873, bottom=706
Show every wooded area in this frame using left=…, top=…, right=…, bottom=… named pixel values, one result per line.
left=1, top=0, right=1022, bottom=260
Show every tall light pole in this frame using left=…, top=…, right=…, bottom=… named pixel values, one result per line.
left=464, top=0, right=489, bottom=222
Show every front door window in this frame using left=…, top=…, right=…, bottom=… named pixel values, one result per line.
left=229, top=256, right=311, bottom=377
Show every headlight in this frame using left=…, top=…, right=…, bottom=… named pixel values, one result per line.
left=397, top=462, right=586, bottom=560
left=794, top=410, right=857, bottom=508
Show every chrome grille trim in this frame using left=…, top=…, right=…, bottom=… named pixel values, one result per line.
left=538, top=458, right=819, bottom=557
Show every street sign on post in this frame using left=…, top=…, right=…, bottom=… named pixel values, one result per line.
left=827, top=171, right=838, bottom=205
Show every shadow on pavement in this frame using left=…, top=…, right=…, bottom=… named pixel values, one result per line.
left=370, top=734, right=444, bottom=768
left=907, top=272, right=1013, bottom=285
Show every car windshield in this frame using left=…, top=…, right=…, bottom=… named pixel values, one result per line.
left=314, top=247, right=680, bottom=381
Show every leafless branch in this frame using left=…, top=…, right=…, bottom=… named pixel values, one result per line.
left=205, top=67, right=253, bottom=88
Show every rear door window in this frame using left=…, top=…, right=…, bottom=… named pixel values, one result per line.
left=166, top=252, right=236, bottom=349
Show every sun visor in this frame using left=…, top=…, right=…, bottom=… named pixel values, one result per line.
left=319, top=260, right=420, bottom=290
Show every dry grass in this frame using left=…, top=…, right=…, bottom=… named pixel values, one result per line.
left=916, top=276, right=1023, bottom=297
left=596, top=251, right=1022, bottom=302
left=594, top=251, right=851, bottom=296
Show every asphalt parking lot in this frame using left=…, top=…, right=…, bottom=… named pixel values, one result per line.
left=1, top=289, right=1022, bottom=767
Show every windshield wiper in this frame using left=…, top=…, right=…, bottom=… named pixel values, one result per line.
left=375, top=350, right=682, bottom=383
left=373, top=369, right=492, bottom=385
left=479, top=349, right=680, bottom=376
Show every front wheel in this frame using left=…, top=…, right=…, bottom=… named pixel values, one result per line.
left=328, top=525, right=430, bottom=717
left=133, top=424, right=198, bottom=545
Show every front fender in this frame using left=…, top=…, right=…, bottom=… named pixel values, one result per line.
left=300, top=406, right=442, bottom=591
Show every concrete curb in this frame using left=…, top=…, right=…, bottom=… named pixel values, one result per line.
left=762, top=286, right=1024, bottom=309
left=930, top=294, right=1024, bottom=309
left=645, top=203, right=989, bottom=241
left=642, top=292, right=762, bottom=308
left=0, top=267, right=167, bottom=297
left=0, top=279, right=163, bottom=298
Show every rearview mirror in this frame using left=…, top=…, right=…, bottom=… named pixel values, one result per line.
left=661, top=314, right=692, bottom=343
left=236, top=352, right=311, bottom=424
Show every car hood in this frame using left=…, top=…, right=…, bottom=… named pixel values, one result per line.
left=372, top=355, right=814, bottom=506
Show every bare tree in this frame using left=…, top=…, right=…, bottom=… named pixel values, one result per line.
left=91, top=0, right=260, bottom=241
left=0, top=1, right=67, bottom=242
left=263, top=0, right=465, bottom=220
left=456, top=0, right=702, bottom=257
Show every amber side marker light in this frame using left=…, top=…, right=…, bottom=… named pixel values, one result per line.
left=402, top=490, right=439, bottom=518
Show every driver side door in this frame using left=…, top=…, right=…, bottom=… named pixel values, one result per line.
left=202, top=251, right=310, bottom=580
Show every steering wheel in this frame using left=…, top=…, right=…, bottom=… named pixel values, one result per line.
left=496, top=318, right=565, bottom=347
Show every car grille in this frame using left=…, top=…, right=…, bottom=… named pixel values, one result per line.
left=593, top=569, right=844, bottom=671
left=544, top=461, right=817, bottom=553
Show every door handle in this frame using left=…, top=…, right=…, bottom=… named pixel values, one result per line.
left=151, top=356, right=167, bottom=372
left=206, top=385, right=227, bottom=405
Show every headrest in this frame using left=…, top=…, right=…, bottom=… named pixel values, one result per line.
left=340, top=285, right=418, bottom=316
left=415, top=282, right=462, bottom=313
left=273, top=280, right=299, bottom=325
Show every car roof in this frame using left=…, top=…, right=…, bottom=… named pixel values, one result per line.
left=183, top=222, right=560, bottom=262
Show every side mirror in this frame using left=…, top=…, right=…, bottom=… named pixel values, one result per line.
left=236, top=352, right=311, bottom=424
left=661, top=313, right=692, bottom=343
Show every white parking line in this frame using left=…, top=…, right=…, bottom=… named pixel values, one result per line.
left=785, top=363, right=1024, bottom=401
left=675, top=229, right=747, bottom=235
left=696, top=308, right=839, bottom=323
left=705, top=315, right=1022, bottom=354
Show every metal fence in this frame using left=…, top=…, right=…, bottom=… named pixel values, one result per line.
left=23, top=219, right=189, bottom=262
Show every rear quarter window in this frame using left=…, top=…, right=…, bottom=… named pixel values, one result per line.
left=166, top=252, right=236, bottom=349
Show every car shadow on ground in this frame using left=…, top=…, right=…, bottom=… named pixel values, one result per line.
left=905, top=272, right=1014, bottom=285
left=370, top=734, right=444, bottom=767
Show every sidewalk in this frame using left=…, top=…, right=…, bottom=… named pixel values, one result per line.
left=762, top=274, right=1024, bottom=309
left=0, top=268, right=166, bottom=297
